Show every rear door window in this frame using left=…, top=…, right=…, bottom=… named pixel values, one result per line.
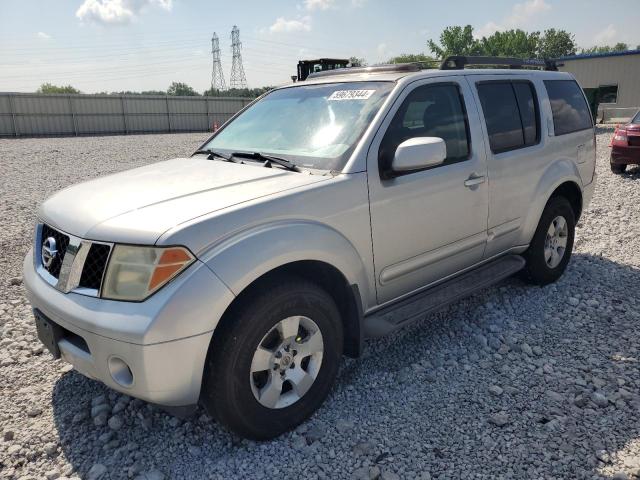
left=544, top=80, right=593, bottom=135
left=513, top=82, right=539, bottom=146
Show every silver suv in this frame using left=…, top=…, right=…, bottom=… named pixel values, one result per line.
left=24, top=57, right=596, bottom=439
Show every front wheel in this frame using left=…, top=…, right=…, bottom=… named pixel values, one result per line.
left=201, top=275, right=343, bottom=440
left=522, top=196, right=575, bottom=286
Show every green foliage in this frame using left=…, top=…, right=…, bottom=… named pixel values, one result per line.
left=479, top=29, right=540, bottom=58
left=427, top=25, right=577, bottom=60
left=580, top=43, right=629, bottom=54
left=166, top=82, right=200, bottom=96
left=536, top=28, right=576, bottom=58
left=349, top=56, right=367, bottom=67
left=36, top=83, right=81, bottom=94
left=427, top=25, right=481, bottom=58
left=388, top=53, right=437, bottom=66
left=203, top=86, right=273, bottom=98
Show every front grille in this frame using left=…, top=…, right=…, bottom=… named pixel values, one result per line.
left=628, top=136, right=640, bottom=147
left=79, top=243, right=111, bottom=290
left=38, top=224, right=112, bottom=295
left=41, top=224, right=70, bottom=278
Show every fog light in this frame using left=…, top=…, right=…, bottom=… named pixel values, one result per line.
left=108, top=356, right=134, bottom=388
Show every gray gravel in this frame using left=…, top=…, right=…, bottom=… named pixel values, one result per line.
left=1, top=128, right=640, bottom=479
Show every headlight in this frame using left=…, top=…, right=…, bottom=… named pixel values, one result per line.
left=102, top=245, right=195, bottom=301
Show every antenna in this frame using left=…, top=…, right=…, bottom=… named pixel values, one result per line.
left=211, top=33, right=227, bottom=92
left=229, top=25, right=248, bottom=89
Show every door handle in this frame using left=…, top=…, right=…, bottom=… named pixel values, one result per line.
left=464, top=174, right=486, bottom=188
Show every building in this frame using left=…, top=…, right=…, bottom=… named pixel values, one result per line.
left=557, top=49, right=640, bottom=123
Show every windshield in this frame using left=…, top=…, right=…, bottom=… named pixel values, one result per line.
left=203, top=81, right=394, bottom=171
left=633, top=110, right=640, bottom=124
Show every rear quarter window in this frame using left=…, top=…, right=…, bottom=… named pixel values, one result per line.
left=544, top=80, right=593, bottom=136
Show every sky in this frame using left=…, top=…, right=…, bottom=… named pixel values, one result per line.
left=1, top=0, right=639, bottom=93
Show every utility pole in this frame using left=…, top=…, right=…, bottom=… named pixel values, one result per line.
left=211, top=32, right=227, bottom=92
left=229, top=25, right=248, bottom=90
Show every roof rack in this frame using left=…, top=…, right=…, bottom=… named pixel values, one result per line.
left=440, top=56, right=558, bottom=71
left=306, top=62, right=422, bottom=79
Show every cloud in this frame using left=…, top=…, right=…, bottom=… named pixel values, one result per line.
left=594, top=24, right=617, bottom=44
left=269, top=16, right=312, bottom=33
left=476, top=0, right=551, bottom=37
left=75, top=0, right=172, bottom=25
left=36, top=32, right=51, bottom=39
left=351, top=0, right=367, bottom=6
left=303, top=0, right=334, bottom=10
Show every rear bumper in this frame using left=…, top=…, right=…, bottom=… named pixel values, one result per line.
left=23, top=249, right=234, bottom=406
left=611, top=147, right=640, bottom=165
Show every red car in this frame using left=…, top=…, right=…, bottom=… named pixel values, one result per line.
left=610, top=110, right=640, bottom=174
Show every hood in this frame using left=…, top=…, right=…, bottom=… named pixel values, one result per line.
left=39, top=157, right=328, bottom=244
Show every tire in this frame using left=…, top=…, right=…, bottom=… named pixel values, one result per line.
left=522, top=196, right=575, bottom=286
left=611, top=163, right=627, bottom=174
left=201, top=274, right=343, bottom=440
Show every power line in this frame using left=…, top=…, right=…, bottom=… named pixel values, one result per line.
left=229, top=26, right=248, bottom=89
left=210, top=32, right=227, bottom=91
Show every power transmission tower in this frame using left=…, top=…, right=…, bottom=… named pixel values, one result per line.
left=211, top=33, right=227, bottom=92
left=229, top=25, right=247, bottom=89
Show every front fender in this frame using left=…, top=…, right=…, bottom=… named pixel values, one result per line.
left=518, top=158, right=583, bottom=245
left=199, top=220, right=373, bottom=307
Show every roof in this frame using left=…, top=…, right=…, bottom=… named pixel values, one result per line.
left=558, top=49, right=640, bottom=61
left=285, top=67, right=570, bottom=88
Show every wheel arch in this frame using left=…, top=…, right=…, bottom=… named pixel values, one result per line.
left=520, top=159, right=584, bottom=246
left=213, top=260, right=364, bottom=359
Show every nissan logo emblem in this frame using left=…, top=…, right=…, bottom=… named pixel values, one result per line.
left=41, top=237, right=58, bottom=269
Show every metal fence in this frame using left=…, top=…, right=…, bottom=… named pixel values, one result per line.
left=0, top=93, right=253, bottom=137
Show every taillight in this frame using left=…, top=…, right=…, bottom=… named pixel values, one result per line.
left=611, top=126, right=628, bottom=147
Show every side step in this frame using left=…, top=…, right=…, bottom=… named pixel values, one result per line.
left=363, top=255, right=526, bottom=338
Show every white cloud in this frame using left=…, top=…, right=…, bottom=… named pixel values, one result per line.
left=594, top=24, right=617, bottom=44
left=269, top=16, right=312, bottom=33
left=75, top=0, right=173, bottom=25
left=303, top=0, right=334, bottom=10
left=476, top=0, right=551, bottom=38
left=36, top=32, right=51, bottom=40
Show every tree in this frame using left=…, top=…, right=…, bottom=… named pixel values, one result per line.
left=479, top=29, right=540, bottom=58
left=36, top=83, right=81, bottom=94
left=427, top=25, right=481, bottom=58
left=580, top=43, right=629, bottom=55
left=537, top=29, right=576, bottom=58
left=388, top=53, right=437, bottom=65
left=348, top=56, right=367, bottom=67
left=166, top=82, right=200, bottom=96
left=202, top=86, right=273, bottom=98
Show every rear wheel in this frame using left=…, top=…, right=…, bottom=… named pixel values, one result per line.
left=611, top=162, right=627, bottom=174
left=522, top=196, right=575, bottom=286
left=201, top=275, right=342, bottom=440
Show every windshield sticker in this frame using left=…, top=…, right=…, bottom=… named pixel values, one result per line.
left=327, top=90, right=375, bottom=101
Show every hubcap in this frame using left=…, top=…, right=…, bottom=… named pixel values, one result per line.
left=250, top=316, right=324, bottom=409
left=544, top=215, right=568, bottom=268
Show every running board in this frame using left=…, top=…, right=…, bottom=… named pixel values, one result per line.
left=363, top=255, right=526, bottom=338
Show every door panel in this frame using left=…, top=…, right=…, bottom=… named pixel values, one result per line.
left=469, top=76, right=548, bottom=258
left=367, top=77, right=489, bottom=304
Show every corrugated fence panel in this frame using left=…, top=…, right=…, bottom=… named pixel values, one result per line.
left=0, top=93, right=252, bottom=137
left=0, top=95, right=14, bottom=135
left=126, top=114, right=170, bottom=133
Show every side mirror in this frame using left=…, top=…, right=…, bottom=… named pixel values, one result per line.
left=391, top=137, right=446, bottom=174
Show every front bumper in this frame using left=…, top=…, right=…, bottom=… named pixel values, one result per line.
left=23, top=250, right=235, bottom=406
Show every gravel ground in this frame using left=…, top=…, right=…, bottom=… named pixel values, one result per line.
left=1, top=128, right=640, bottom=480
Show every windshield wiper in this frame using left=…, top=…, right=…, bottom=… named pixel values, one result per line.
left=191, top=148, right=235, bottom=162
left=231, top=151, right=301, bottom=172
